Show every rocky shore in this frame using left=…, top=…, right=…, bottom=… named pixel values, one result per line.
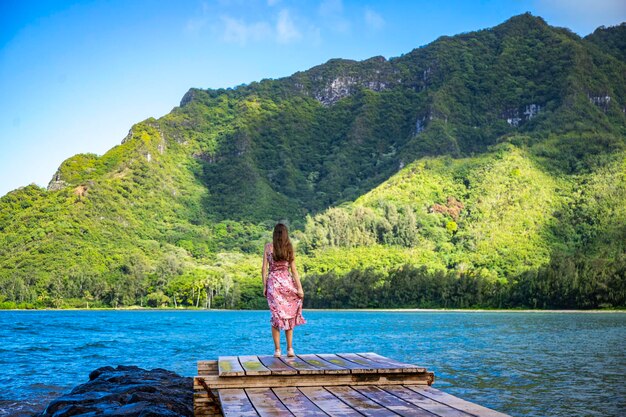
left=34, top=365, right=193, bottom=417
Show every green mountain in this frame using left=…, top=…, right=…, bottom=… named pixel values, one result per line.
left=586, top=22, right=626, bottom=62
left=1, top=13, right=624, bottom=309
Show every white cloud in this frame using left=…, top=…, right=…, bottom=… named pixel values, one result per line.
left=310, top=26, right=322, bottom=46
left=220, top=16, right=272, bottom=45
left=364, top=8, right=385, bottom=30
left=184, top=2, right=211, bottom=33
left=318, top=0, right=350, bottom=33
left=319, top=0, right=343, bottom=16
left=217, top=10, right=305, bottom=45
left=185, top=17, right=208, bottom=33
left=276, top=9, right=302, bottom=43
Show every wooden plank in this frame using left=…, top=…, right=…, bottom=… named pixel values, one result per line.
left=239, top=355, right=272, bottom=376
left=193, top=405, right=215, bottom=414
left=245, top=387, right=294, bottom=417
left=381, top=386, right=473, bottom=417
left=297, top=354, right=351, bottom=374
left=193, top=394, right=216, bottom=404
left=198, top=370, right=218, bottom=377
left=198, top=360, right=219, bottom=369
left=337, top=353, right=404, bottom=373
left=280, top=356, right=325, bottom=375
left=353, top=386, right=436, bottom=417
left=193, top=405, right=219, bottom=417
left=198, top=360, right=219, bottom=376
left=404, top=386, right=510, bottom=417
left=193, top=397, right=215, bottom=404
left=298, top=386, right=364, bottom=417
left=218, top=356, right=246, bottom=377
left=325, top=386, right=400, bottom=417
left=194, top=373, right=432, bottom=390
left=258, top=355, right=299, bottom=376
left=357, top=353, right=425, bottom=373
left=272, top=387, right=328, bottom=417
left=218, top=388, right=260, bottom=417
left=316, top=353, right=373, bottom=373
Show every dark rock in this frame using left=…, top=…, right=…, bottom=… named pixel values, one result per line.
left=35, top=366, right=193, bottom=417
left=88, top=367, right=115, bottom=381
left=179, top=89, right=197, bottom=107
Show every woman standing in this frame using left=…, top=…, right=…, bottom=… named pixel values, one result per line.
left=262, top=223, right=305, bottom=357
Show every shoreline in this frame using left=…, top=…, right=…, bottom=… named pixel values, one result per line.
left=1, top=307, right=624, bottom=313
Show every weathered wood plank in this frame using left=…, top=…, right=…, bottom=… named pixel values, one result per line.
left=193, top=391, right=218, bottom=399
left=272, top=387, right=328, bottom=417
left=357, top=353, right=425, bottom=373
left=197, top=353, right=511, bottom=417
left=258, top=355, right=299, bottom=376
left=198, top=360, right=219, bottom=369
left=316, top=353, right=373, bottom=373
left=354, top=386, right=436, bottom=417
left=405, top=386, right=510, bottom=417
left=198, top=360, right=219, bottom=376
left=298, top=354, right=350, bottom=374
left=193, top=404, right=215, bottom=412
left=218, top=388, right=259, bottom=417
left=381, top=386, right=473, bottom=417
left=194, top=404, right=222, bottom=417
left=193, top=394, right=216, bottom=404
left=337, top=353, right=404, bottom=373
left=239, top=355, right=272, bottom=376
left=194, top=373, right=432, bottom=390
left=298, top=386, right=364, bottom=417
left=245, top=387, right=294, bottom=417
left=218, top=356, right=246, bottom=377
left=280, top=356, right=325, bottom=375
left=325, top=386, right=400, bottom=417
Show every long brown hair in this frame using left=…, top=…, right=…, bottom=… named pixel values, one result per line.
left=272, top=223, right=294, bottom=262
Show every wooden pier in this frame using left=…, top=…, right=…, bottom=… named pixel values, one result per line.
left=194, top=352, right=510, bottom=417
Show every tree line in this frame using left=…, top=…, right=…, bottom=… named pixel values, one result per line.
left=302, top=252, right=625, bottom=309
left=2, top=249, right=623, bottom=310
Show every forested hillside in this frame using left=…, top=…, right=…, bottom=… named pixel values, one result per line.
left=1, top=13, right=624, bottom=309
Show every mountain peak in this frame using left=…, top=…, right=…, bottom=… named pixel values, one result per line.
left=493, top=12, right=550, bottom=35
left=585, top=22, right=626, bottom=62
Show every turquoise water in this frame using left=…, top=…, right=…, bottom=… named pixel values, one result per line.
left=0, top=310, right=624, bottom=417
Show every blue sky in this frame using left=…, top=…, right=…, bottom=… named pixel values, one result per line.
left=1, top=0, right=625, bottom=197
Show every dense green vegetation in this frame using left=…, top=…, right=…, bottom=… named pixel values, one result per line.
left=586, top=23, right=626, bottom=63
left=0, top=14, right=624, bottom=310
left=303, top=254, right=626, bottom=309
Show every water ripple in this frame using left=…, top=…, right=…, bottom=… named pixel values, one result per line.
left=0, top=310, right=624, bottom=417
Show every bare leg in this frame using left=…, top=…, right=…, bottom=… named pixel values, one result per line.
left=271, top=326, right=281, bottom=351
left=285, top=329, right=293, bottom=350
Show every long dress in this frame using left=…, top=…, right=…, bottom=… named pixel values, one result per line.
left=266, top=244, right=306, bottom=330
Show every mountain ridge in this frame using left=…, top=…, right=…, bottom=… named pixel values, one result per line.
left=1, top=13, right=624, bottom=309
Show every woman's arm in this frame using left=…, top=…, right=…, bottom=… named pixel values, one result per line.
left=261, top=244, right=268, bottom=297
left=290, top=258, right=304, bottom=298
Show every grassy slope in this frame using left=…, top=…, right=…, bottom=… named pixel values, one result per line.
left=302, top=144, right=566, bottom=276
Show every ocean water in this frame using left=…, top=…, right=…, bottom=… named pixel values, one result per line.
left=0, top=310, right=624, bottom=417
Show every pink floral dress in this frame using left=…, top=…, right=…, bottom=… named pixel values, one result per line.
left=265, top=244, right=306, bottom=330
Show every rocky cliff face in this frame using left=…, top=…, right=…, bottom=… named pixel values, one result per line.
left=46, top=170, right=68, bottom=191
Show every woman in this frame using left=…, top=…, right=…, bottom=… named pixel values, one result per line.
left=262, top=223, right=305, bottom=357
